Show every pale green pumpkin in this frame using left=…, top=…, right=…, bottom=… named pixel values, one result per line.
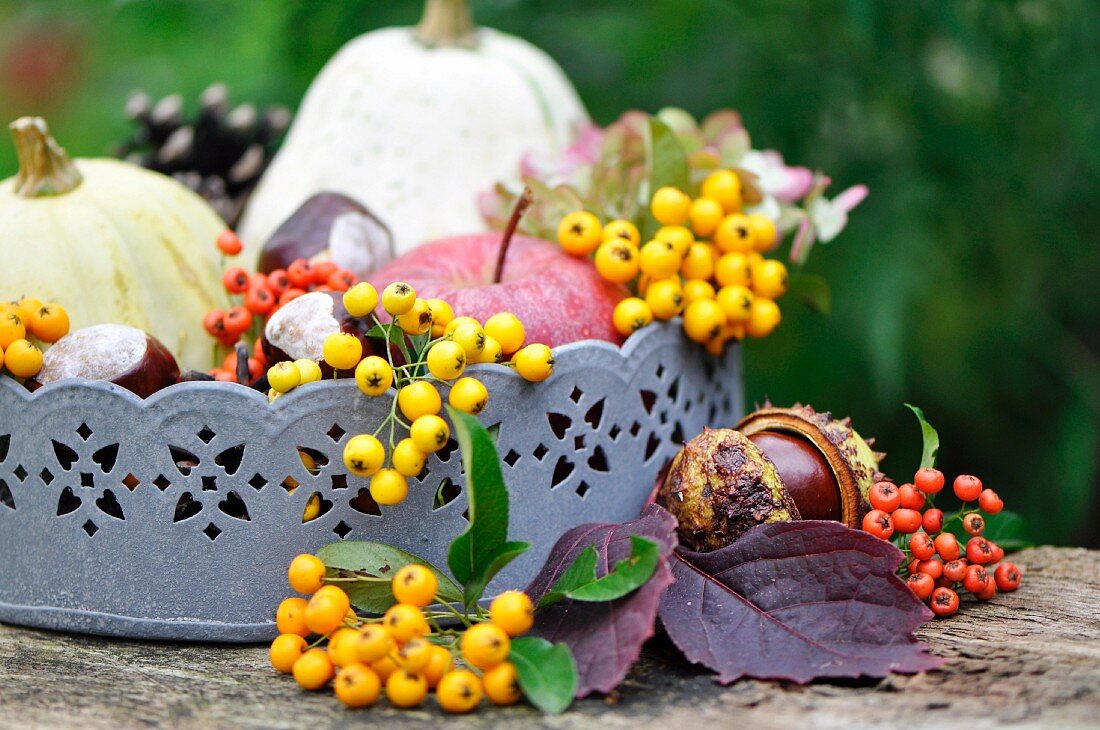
left=0, top=117, right=230, bottom=370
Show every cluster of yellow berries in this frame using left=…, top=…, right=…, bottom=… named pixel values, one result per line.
left=0, top=297, right=71, bottom=380
left=266, top=281, right=553, bottom=508
left=271, top=553, right=533, bottom=713
left=557, top=169, right=789, bottom=353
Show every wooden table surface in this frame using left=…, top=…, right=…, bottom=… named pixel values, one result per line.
left=1, top=546, right=1098, bottom=729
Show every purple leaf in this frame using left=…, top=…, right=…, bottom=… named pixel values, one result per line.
left=526, top=504, right=678, bottom=697
left=659, top=520, right=943, bottom=684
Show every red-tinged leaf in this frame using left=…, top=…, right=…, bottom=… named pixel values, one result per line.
left=526, top=504, right=678, bottom=697
left=660, top=520, right=944, bottom=684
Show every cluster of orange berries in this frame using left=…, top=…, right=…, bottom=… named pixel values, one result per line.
left=0, top=297, right=70, bottom=380
left=557, top=169, right=789, bottom=354
left=862, top=467, right=1022, bottom=617
left=203, top=229, right=360, bottom=381
left=271, top=553, right=533, bottom=713
left=267, top=280, right=552, bottom=507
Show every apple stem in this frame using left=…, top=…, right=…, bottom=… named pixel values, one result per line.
left=493, top=187, right=533, bottom=285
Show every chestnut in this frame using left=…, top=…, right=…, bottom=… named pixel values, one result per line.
left=32, top=324, right=180, bottom=398
left=262, top=290, right=386, bottom=375
left=258, top=192, right=394, bottom=278
left=747, top=431, right=840, bottom=521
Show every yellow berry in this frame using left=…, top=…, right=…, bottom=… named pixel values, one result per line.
left=477, top=335, right=504, bottom=364
left=343, top=434, right=385, bottom=477
left=426, top=298, right=455, bottom=337
left=701, top=169, right=743, bottom=212
left=651, top=186, right=691, bottom=226
left=654, top=225, right=695, bottom=256
left=512, top=343, right=554, bottom=382
left=482, top=661, right=522, bottom=706
left=680, top=242, right=716, bottom=280
left=682, top=299, right=727, bottom=343
left=557, top=211, right=603, bottom=256
left=422, top=644, right=453, bottom=688
left=397, top=637, right=433, bottom=672
left=396, top=298, right=433, bottom=336
left=383, top=603, right=429, bottom=643
left=354, top=355, right=393, bottom=396
left=603, top=219, right=640, bottom=247
left=302, top=492, right=323, bottom=522
left=612, top=297, right=653, bottom=337
left=714, top=213, right=755, bottom=253
left=29, top=303, right=69, bottom=343
left=645, top=279, right=685, bottom=320
left=386, top=669, right=428, bottom=708
left=370, top=469, right=408, bottom=506
left=746, top=298, right=782, bottom=338
left=682, top=279, right=717, bottom=306
left=483, top=312, right=525, bottom=355
left=593, top=240, right=640, bottom=283
left=392, top=564, right=439, bottom=608
left=444, top=316, right=480, bottom=336
left=450, top=321, right=486, bottom=359
left=716, top=285, right=755, bottom=323
left=460, top=622, right=510, bottom=670
left=410, top=414, right=450, bottom=453
left=334, top=662, right=382, bottom=708
left=448, top=376, right=489, bottom=415
left=269, top=633, right=308, bottom=674
left=391, top=438, right=427, bottom=478
left=267, top=362, right=300, bottom=394
left=714, top=252, right=752, bottom=288
left=689, top=196, right=725, bottom=238
left=751, top=259, right=789, bottom=299
left=328, top=627, right=361, bottom=668
left=437, top=669, right=483, bottom=714
left=293, top=648, right=335, bottom=690
left=489, top=591, right=534, bottom=637
left=382, top=282, right=417, bottom=316
left=639, top=240, right=682, bottom=279
left=747, top=213, right=778, bottom=252
left=397, top=381, right=441, bottom=420
left=305, top=585, right=351, bottom=635
left=0, top=313, right=26, bottom=349
left=343, top=282, right=379, bottom=317
left=3, top=338, right=41, bottom=378
left=13, top=297, right=40, bottom=329
left=706, top=322, right=746, bottom=356
left=355, top=625, right=395, bottom=663
left=294, top=358, right=323, bottom=385
left=288, top=553, right=326, bottom=595
left=322, top=332, right=363, bottom=371
left=426, top=340, right=466, bottom=380
left=276, top=597, right=311, bottom=637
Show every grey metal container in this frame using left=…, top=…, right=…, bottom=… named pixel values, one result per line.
left=0, top=323, right=742, bottom=642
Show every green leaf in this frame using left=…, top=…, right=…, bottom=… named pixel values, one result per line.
left=539, top=537, right=660, bottom=607
left=509, top=637, right=579, bottom=715
left=788, top=272, right=832, bottom=315
left=365, top=323, right=404, bottom=346
left=905, top=403, right=940, bottom=469
left=641, top=116, right=691, bottom=239
left=445, top=407, right=530, bottom=607
left=317, top=541, right=462, bottom=613
left=948, top=510, right=1033, bottom=552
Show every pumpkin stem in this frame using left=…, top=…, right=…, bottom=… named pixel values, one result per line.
left=9, top=117, right=83, bottom=198
left=415, top=0, right=478, bottom=49
left=493, top=187, right=533, bottom=284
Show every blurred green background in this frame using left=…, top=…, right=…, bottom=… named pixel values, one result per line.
left=1, top=0, right=1097, bottom=546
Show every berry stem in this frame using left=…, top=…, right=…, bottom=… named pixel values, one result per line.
left=493, top=187, right=533, bottom=285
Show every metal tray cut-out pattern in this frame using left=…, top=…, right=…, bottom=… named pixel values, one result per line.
left=0, top=323, right=742, bottom=641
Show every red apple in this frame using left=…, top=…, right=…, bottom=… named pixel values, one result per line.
left=369, top=235, right=625, bottom=348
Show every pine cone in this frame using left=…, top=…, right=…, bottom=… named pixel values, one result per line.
left=114, top=83, right=290, bottom=227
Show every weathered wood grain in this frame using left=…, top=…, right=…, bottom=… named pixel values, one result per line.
left=1, top=546, right=1097, bottom=729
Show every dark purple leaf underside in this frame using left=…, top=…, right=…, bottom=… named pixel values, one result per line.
left=660, top=520, right=943, bottom=684
left=527, top=504, right=678, bottom=697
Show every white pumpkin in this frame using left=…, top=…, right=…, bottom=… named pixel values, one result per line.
left=239, top=0, right=589, bottom=256
left=0, top=117, right=230, bottom=371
